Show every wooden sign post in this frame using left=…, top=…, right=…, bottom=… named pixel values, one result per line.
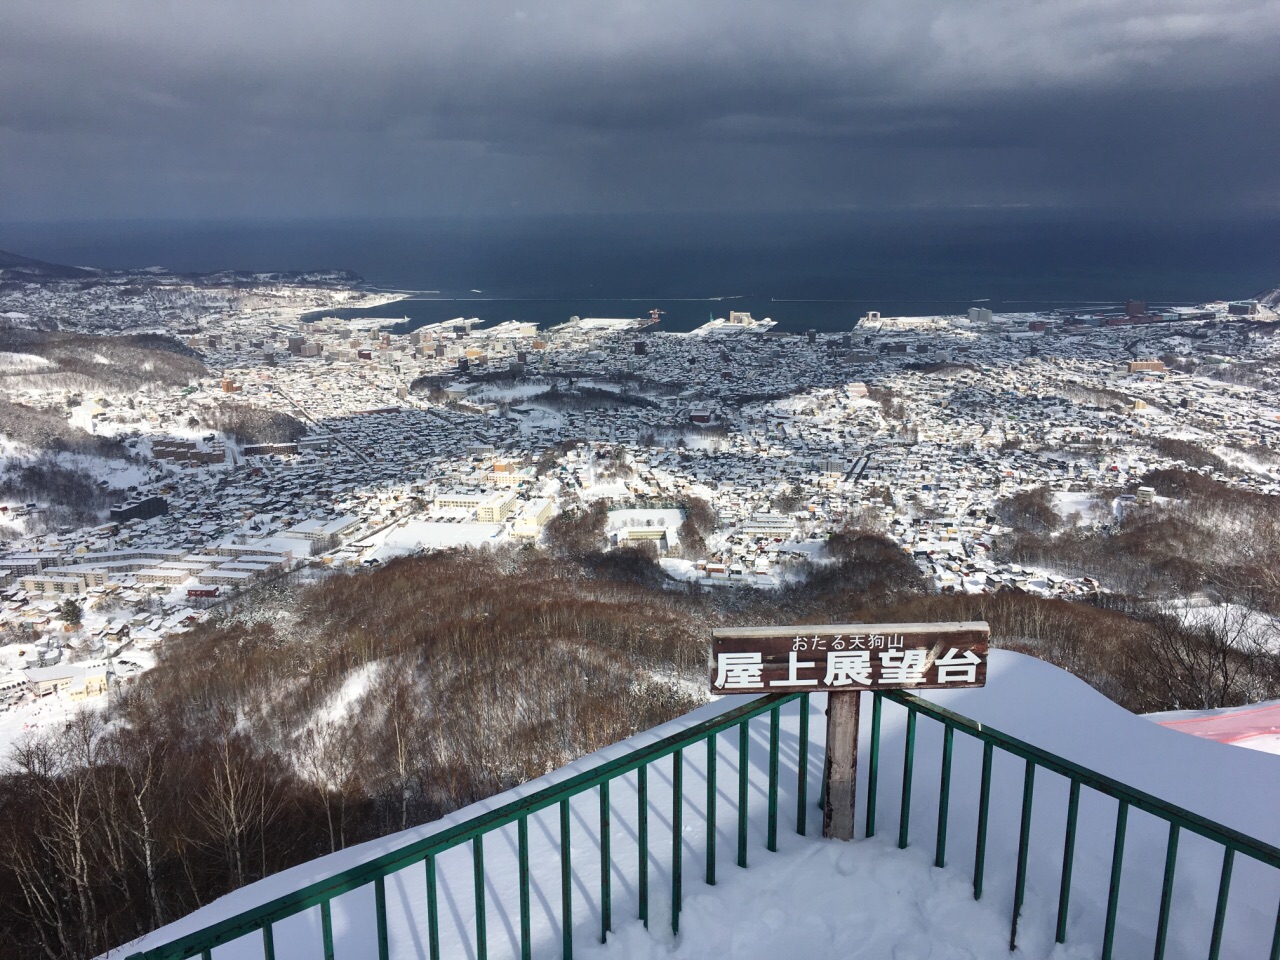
left=709, top=621, right=989, bottom=841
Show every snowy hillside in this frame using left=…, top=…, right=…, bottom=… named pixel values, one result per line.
left=108, top=651, right=1280, bottom=960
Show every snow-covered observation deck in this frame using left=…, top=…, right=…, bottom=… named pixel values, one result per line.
left=109, top=652, right=1280, bottom=960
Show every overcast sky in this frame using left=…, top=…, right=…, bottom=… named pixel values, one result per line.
left=4, top=0, right=1279, bottom=221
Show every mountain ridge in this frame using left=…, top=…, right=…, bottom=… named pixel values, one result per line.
left=0, top=248, right=99, bottom=280
left=0, top=247, right=365, bottom=287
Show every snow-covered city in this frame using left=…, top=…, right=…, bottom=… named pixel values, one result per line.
left=1, top=257, right=1278, bottom=746
left=2, top=253, right=1280, bottom=960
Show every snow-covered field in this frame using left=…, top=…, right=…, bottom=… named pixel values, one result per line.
left=1052, top=491, right=1100, bottom=525
left=469, top=383, right=552, bottom=404
left=109, top=651, right=1280, bottom=960
left=1162, top=598, right=1280, bottom=653
left=365, top=520, right=506, bottom=561
left=0, top=351, right=54, bottom=372
left=47, top=449, right=149, bottom=489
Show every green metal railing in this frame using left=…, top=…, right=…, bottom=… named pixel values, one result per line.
left=122, top=689, right=1280, bottom=960
left=124, top=692, right=810, bottom=960
left=876, top=690, right=1280, bottom=960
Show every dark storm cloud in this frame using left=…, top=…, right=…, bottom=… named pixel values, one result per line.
left=2, top=0, right=1278, bottom=219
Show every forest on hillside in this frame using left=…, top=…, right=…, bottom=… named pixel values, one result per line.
left=3, top=478, right=1279, bottom=958
left=997, top=469, right=1280, bottom=611
left=204, top=403, right=308, bottom=445
left=0, top=331, right=205, bottom=392
left=0, top=400, right=137, bottom=533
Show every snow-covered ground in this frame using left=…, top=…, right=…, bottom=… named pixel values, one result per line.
left=0, top=351, right=54, bottom=372
left=0, top=684, right=94, bottom=747
left=586, top=835, right=1073, bottom=960
left=364, top=520, right=506, bottom=562
left=0, top=440, right=149, bottom=536
left=46, top=449, right=149, bottom=489
left=1052, top=491, right=1100, bottom=525
left=469, top=383, right=553, bottom=404
left=308, top=660, right=381, bottom=729
left=1217, top=446, right=1280, bottom=479
left=1161, top=598, right=1280, bottom=653
left=108, top=651, right=1280, bottom=960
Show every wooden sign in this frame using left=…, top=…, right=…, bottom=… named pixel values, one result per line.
left=709, top=621, right=990, bottom=842
left=709, top=621, right=989, bottom=694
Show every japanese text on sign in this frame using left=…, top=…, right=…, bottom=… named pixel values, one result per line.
left=709, top=622, right=989, bottom=694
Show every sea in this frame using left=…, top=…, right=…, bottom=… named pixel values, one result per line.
left=3, top=211, right=1277, bottom=334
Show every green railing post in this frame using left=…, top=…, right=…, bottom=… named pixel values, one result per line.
left=375, top=875, right=389, bottom=960
left=672, top=748, right=683, bottom=936
left=262, top=921, right=275, bottom=960
left=320, top=900, right=335, bottom=960
left=1152, top=823, right=1179, bottom=960
left=898, top=707, right=917, bottom=849
left=1208, top=846, right=1235, bottom=960
left=1010, top=760, right=1036, bottom=952
left=599, top=783, right=611, bottom=944
left=560, top=799, right=573, bottom=960
left=706, top=734, right=717, bottom=886
left=638, top=763, right=649, bottom=927
left=973, top=741, right=993, bottom=900
left=518, top=816, right=532, bottom=960
left=866, top=692, right=882, bottom=838
left=1101, top=800, right=1129, bottom=960
left=767, top=706, right=780, bottom=852
left=796, top=693, right=810, bottom=837
left=737, top=720, right=750, bottom=869
left=1056, top=779, right=1081, bottom=944
left=935, top=724, right=954, bottom=869
left=426, top=853, right=440, bottom=960
left=472, top=836, right=487, bottom=960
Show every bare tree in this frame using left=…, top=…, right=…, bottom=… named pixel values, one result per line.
left=190, top=706, right=284, bottom=887
left=1126, top=604, right=1280, bottom=711
left=6, top=714, right=106, bottom=958
left=385, top=672, right=422, bottom=832
left=105, top=729, right=169, bottom=929
left=297, top=721, right=361, bottom=853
